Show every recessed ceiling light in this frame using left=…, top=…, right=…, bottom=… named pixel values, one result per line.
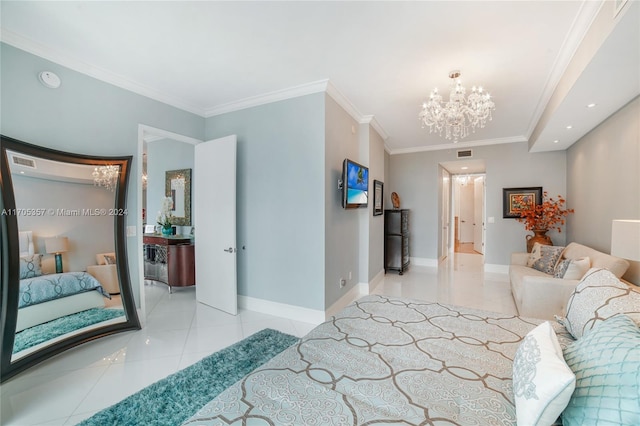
left=566, top=125, right=573, bottom=129
left=587, top=103, right=597, bottom=108
left=461, top=166, right=468, bottom=170
left=554, top=140, right=559, bottom=144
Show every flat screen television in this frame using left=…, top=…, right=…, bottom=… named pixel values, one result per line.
left=342, top=158, right=369, bottom=209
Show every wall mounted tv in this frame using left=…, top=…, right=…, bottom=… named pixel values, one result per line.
left=342, top=158, right=369, bottom=209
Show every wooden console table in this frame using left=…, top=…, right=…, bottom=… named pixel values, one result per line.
left=143, top=234, right=195, bottom=292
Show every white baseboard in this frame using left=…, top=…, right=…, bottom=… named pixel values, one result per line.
left=238, top=295, right=325, bottom=325
left=410, top=257, right=439, bottom=267
left=369, top=269, right=385, bottom=293
left=484, top=264, right=509, bottom=274
left=325, top=283, right=368, bottom=319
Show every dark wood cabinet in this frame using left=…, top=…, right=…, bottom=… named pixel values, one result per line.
left=385, top=209, right=410, bottom=275
left=143, top=235, right=195, bottom=292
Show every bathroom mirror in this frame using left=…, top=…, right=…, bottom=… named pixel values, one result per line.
left=165, top=168, right=191, bottom=226
left=0, top=135, right=140, bottom=382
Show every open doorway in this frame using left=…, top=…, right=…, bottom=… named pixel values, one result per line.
left=440, top=159, right=486, bottom=259
left=453, top=174, right=485, bottom=255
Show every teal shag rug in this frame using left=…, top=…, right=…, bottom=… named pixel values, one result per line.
left=13, top=308, right=125, bottom=353
left=79, top=328, right=299, bottom=426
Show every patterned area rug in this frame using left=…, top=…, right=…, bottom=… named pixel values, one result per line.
left=79, top=328, right=299, bottom=426
left=13, top=307, right=125, bottom=353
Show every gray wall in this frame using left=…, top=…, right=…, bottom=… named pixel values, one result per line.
left=13, top=175, right=114, bottom=273
left=366, top=126, right=386, bottom=282
left=389, top=142, right=567, bottom=265
left=205, top=94, right=326, bottom=311
left=567, top=96, right=640, bottom=284
left=146, top=138, right=195, bottom=234
left=1, top=43, right=204, bottom=306
left=324, top=95, right=360, bottom=308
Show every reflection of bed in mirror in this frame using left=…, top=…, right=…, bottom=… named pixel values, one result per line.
left=1, top=135, right=140, bottom=382
left=15, top=231, right=122, bottom=355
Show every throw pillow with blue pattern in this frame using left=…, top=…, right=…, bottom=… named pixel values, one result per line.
left=562, top=314, right=640, bottom=426
left=531, top=245, right=565, bottom=275
left=19, top=254, right=43, bottom=279
left=513, top=321, right=576, bottom=426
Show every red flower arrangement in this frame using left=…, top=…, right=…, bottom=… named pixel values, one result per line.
left=515, top=191, right=574, bottom=232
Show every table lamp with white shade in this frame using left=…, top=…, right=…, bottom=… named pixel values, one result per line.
left=45, top=236, right=69, bottom=273
left=611, top=220, right=640, bottom=262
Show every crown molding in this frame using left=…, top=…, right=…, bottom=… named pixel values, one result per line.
left=360, top=115, right=389, bottom=141
left=524, top=0, right=604, bottom=138
left=1, top=28, right=392, bottom=140
left=1, top=28, right=207, bottom=117
left=387, top=135, right=527, bottom=155
left=204, top=79, right=330, bottom=117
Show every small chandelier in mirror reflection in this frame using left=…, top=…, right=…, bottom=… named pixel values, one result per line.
left=419, top=70, right=495, bottom=143
left=93, top=165, right=119, bottom=191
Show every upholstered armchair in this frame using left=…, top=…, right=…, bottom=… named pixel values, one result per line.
left=86, top=252, right=120, bottom=294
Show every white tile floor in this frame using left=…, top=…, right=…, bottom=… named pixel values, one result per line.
left=0, top=252, right=515, bottom=425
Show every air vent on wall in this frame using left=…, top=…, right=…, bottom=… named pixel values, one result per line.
left=11, top=155, right=37, bottom=169
left=456, top=149, right=473, bottom=159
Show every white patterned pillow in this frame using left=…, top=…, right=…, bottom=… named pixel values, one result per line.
left=19, top=254, right=43, bottom=279
left=553, top=257, right=590, bottom=280
left=558, top=268, right=640, bottom=339
left=531, top=245, right=565, bottom=275
left=513, top=321, right=576, bottom=426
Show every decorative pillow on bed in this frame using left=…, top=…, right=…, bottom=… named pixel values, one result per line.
left=103, top=254, right=116, bottom=265
left=561, top=314, right=640, bottom=426
left=513, top=321, right=576, bottom=426
left=19, top=254, right=43, bottom=279
left=558, top=268, right=640, bottom=339
left=531, top=245, right=565, bottom=275
left=553, top=257, right=590, bottom=280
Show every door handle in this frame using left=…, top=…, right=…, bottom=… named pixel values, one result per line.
left=223, top=247, right=236, bottom=253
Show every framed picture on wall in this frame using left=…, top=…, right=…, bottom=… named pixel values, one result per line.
left=373, top=180, right=384, bottom=216
left=502, top=187, right=542, bottom=218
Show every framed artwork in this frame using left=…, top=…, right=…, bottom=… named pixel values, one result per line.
left=373, top=180, right=383, bottom=216
left=502, top=187, right=542, bottom=218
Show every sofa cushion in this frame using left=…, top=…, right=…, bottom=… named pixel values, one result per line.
left=562, top=242, right=629, bottom=278
left=510, top=264, right=554, bottom=308
left=559, top=268, right=640, bottom=339
left=554, top=257, right=590, bottom=280
left=531, top=245, right=565, bottom=275
left=561, top=314, right=640, bottom=426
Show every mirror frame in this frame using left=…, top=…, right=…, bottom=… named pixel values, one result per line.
left=165, top=168, right=191, bottom=226
left=0, top=135, right=141, bottom=382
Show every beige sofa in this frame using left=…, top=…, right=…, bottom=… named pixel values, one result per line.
left=86, top=252, right=120, bottom=294
left=510, top=242, right=629, bottom=320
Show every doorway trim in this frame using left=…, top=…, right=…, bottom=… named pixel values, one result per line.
left=136, top=124, right=203, bottom=318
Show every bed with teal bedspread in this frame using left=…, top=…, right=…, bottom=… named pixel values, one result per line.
left=19, top=271, right=110, bottom=308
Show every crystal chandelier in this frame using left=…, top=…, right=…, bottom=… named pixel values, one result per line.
left=419, top=70, right=495, bottom=142
left=92, top=165, right=119, bottom=191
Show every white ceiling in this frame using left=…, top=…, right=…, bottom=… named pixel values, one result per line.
left=1, top=1, right=638, bottom=154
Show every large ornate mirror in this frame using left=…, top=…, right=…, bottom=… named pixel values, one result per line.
left=0, top=135, right=140, bottom=382
left=165, top=168, right=191, bottom=226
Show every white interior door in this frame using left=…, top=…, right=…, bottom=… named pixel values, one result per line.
left=194, top=135, right=237, bottom=315
left=473, top=176, right=485, bottom=254
left=459, top=183, right=474, bottom=243
left=440, top=168, right=451, bottom=260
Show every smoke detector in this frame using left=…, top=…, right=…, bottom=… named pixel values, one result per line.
left=38, top=71, right=61, bottom=89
